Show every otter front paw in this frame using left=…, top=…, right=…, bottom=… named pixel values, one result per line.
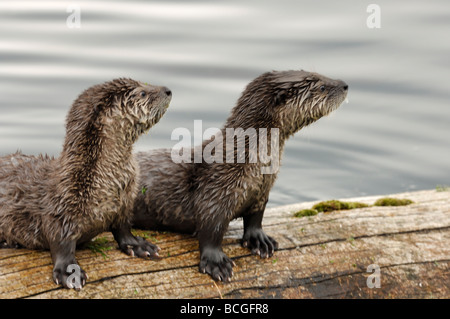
left=119, top=236, right=160, bottom=259
left=199, top=248, right=235, bottom=282
left=53, top=262, right=87, bottom=290
left=241, top=228, right=279, bottom=258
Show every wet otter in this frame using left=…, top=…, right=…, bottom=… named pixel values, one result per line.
left=0, top=78, right=172, bottom=289
left=132, top=70, right=348, bottom=282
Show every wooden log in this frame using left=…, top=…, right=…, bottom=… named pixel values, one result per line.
left=0, top=189, right=449, bottom=299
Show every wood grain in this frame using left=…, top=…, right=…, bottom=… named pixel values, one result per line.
left=1, top=190, right=448, bottom=299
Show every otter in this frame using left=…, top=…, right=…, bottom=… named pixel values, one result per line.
left=132, top=70, right=348, bottom=282
left=0, top=78, right=172, bottom=289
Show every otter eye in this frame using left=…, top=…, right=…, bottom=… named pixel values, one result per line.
left=320, top=85, right=325, bottom=92
left=140, top=91, right=146, bottom=98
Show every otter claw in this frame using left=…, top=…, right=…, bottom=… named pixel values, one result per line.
left=199, top=248, right=235, bottom=283
left=119, top=235, right=160, bottom=259
left=241, top=228, right=279, bottom=259
left=251, top=248, right=260, bottom=256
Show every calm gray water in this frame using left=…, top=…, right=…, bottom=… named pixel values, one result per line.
left=1, top=0, right=449, bottom=207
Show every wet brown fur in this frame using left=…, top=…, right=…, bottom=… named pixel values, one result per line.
left=0, top=78, right=171, bottom=287
left=133, top=70, right=348, bottom=282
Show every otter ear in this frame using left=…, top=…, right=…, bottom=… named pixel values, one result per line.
left=274, top=90, right=287, bottom=106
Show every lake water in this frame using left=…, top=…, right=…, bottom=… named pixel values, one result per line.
left=1, top=0, right=449, bottom=207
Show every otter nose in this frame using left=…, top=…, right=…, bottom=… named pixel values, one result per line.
left=339, top=80, right=348, bottom=91
left=163, top=87, right=172, bottom=97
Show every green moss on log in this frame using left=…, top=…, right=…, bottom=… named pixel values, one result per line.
left=374, top=197, right=414, bottom=206
left=312, top=200, right=369, bottom=212
left=86, top=237, right=113, bottom=259
left=294, top=209, right=318, bottom=218
left=293, top=197, right=414, bottom=218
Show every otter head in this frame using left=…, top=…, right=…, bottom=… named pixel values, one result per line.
left=64, top=78, right=172, bottom=155
left=101, top=78, right=172, bottom=139
left=124, top=80, right=172, bottom=136
left=272, top=70, right=347, bottom=137
left=231, top=70, right=348, bottom=139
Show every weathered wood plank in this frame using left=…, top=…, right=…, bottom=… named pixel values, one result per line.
left=0, top=189, right=449, bottom=299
